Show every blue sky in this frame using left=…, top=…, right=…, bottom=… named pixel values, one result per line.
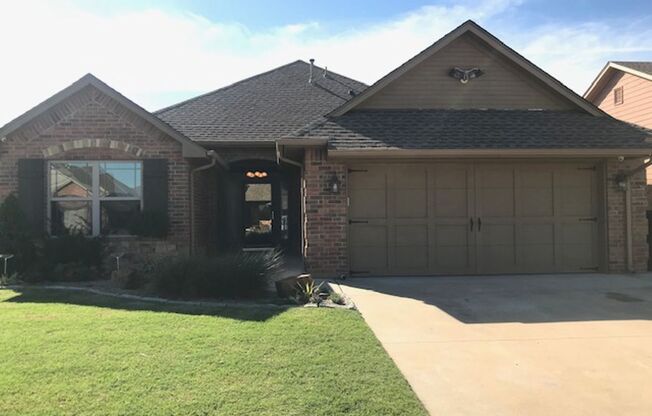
left=1, top=0, right=651, bottom=125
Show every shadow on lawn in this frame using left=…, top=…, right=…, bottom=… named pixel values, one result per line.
left=3, top=288, right=291, bottom=322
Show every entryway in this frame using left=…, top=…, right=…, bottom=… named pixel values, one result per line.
left=348, top=161, right=602, bottom=275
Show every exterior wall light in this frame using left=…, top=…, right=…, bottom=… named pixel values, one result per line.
left=328, top=173, right=341, bottom=194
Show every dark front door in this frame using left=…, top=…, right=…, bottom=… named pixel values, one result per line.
left=243, top=181, right=275, bottom=247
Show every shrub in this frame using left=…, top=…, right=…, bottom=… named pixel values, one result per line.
left=127, top=210, right=169, bottom=238
left=0, top=194, right=37, bottom=273
left=148, top=251, right=282, bottom=299
left=25, top=229, right=107, bottom=282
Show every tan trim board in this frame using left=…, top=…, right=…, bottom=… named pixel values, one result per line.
left=328, top=148, right=652, bottom=159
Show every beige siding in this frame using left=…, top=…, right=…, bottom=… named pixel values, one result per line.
left=593, top=72, right=652, bottom=129
left=358, top=33, right=576, bottom=110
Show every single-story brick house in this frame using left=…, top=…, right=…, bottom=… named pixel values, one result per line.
left=1, top=20, right=651, bottom=277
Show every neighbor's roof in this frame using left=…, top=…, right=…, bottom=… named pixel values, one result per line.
left=611, top=61, right=652, bottom=77
left=291, top=109, right=652, bottom=151
left=155, top=60, right=367, bottom=143
left=584, top=61, right=652, bottom=101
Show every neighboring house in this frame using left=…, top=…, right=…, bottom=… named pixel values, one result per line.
left=584, top=61, right=652, bottom=203
left=1, top=20, right=651, bottom=277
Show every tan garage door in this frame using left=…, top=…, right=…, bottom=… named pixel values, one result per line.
left=348, top=162, right=601, bottom=276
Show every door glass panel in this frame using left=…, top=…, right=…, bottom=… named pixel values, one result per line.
left=244, top=183, right=273, bottom=246
left=281, top=181, right=289, bottom=242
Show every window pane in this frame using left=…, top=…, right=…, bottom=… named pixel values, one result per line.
left=101, top=200, right=141, bottom=235
left=244, top=184, right=273, bottom=246
left=51, top=201, right=92, bottom=235
left=99, top=162, right=142, bottom=198
left=50, top=162, right=93, bottom=198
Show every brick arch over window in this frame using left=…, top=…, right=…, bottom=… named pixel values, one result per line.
left=42, top=139, right=146, bottom=158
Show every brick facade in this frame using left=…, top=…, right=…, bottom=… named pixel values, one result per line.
left=606, top=158, right=649, bottom=272
left=0, top=85, right=199, bottom=256
left=302, top=148, right=348, bottom=277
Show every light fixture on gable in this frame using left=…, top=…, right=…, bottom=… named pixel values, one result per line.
left=449, top=67, right=484, bottom=84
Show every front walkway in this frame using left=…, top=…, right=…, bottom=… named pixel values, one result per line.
left=339, top=273, right=652, bottom=416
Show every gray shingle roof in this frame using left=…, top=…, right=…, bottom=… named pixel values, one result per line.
left=612, top=61, right=652, bottom=77
left=155, top=60, right=367, bottom=143
left=291, top=110, right=652, bottom=150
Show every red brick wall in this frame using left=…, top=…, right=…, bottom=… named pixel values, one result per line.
left=0, top=85, right=195, bottom=254
left=302, top=148, right=348, bottom=277
left=606, top=158, right=649, bottom=272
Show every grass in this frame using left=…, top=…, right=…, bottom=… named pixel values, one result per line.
left=0, top=289, right=426, bottom=415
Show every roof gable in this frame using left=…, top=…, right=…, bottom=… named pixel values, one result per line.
left=330, top=20, right=603, bottom=116
left=0, top=74, right=207, bottom=158
left=584, top=61, right=652, bottom=102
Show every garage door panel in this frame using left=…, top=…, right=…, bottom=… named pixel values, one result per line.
left=435, top=246, right=472, bottom=270
left=520, top=188, right=554, bottom=217
left=480, top=224, right=515, bottom=245
left=559, top=186, right=593, bottom=217
left=435, top=224, right=469, bottom=246
left=433, top=165, right=469, bottom=189
left=479, top=245, right=516, bottom=273
left=350, top=224, right=388, bottom=272
left=479, top=188, right=514, bottom=217
left=519, top=245, right=555, bottom=271
left=519, top=224, right=554, bottom=245
left=395, top=246, right=429, bottom=270
left=351, top=246, right=388, bottom=271
left=395, top=189, right=427, bottom=218
left=433, top=189, right=469, bottom=217
left=395, top=224, right=428, bottom=245
left=351, top=225, right=387, bottom=246
left=350, top=189, right=386, bottom=219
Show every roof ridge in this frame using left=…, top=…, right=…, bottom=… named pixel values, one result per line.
left=154, top=60, right=366, bottom=116
left=154, top=60, right=307, bottom=115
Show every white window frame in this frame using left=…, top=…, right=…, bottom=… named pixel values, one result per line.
left=48, top=160, right=143, bottom=237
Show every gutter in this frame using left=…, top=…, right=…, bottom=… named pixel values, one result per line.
left=275, top=141, right=303, bottom=169
left=615, top=157, right=652, bottom=273
left=189, top=150, right=227, bottom=254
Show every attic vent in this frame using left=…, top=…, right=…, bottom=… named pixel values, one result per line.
left=614, top=86, right=624, bottom=105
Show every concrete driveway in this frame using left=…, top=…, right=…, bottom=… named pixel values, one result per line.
left=338, top=274, right=652, bottom=416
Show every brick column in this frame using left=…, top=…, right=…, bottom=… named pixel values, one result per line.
left=606, top=158, right=649, bottom=272
left=302, top=148, right=348, bottom=277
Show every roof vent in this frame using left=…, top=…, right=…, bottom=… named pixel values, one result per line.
left=309, top=58, right=315, bottom=84
left=348, top=90, right=356, bottom=97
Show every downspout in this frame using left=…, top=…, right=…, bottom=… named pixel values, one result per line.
left=189, top=150, right=225, bottom=255
left=615, top=157, right=652, bottom=273
left=275, top=141, right=303, bottom=169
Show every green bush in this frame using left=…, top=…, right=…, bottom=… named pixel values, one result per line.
left=127, top=210, right=169, bottom=238
left=149, top=251, right=282, bottom=299
left=0, top=194, right=37, bottom=274
left=24, top=230, right=106, bottom=282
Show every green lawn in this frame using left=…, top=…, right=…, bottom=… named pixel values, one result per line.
left=0, top=289, right=426, bottom=415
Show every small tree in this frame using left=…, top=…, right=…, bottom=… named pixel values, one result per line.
left=0, top=194, right=37, bottom=273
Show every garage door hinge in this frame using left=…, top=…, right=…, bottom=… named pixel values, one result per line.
left=578, top=217, right=598, bottom=222
left=577, top=166, right=597, bottom=171
left=350, top=270, right=370, bottom=275
left=580, top=266, right=599, bottom=271
left=348, top=168, right=368, bottom=173
left=349, top=220, right=369, bottom=224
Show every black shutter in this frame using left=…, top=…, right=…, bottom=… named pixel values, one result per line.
left=17, top=159, right=45, bottom=235
left=143, top=158, right=169, bottom=218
